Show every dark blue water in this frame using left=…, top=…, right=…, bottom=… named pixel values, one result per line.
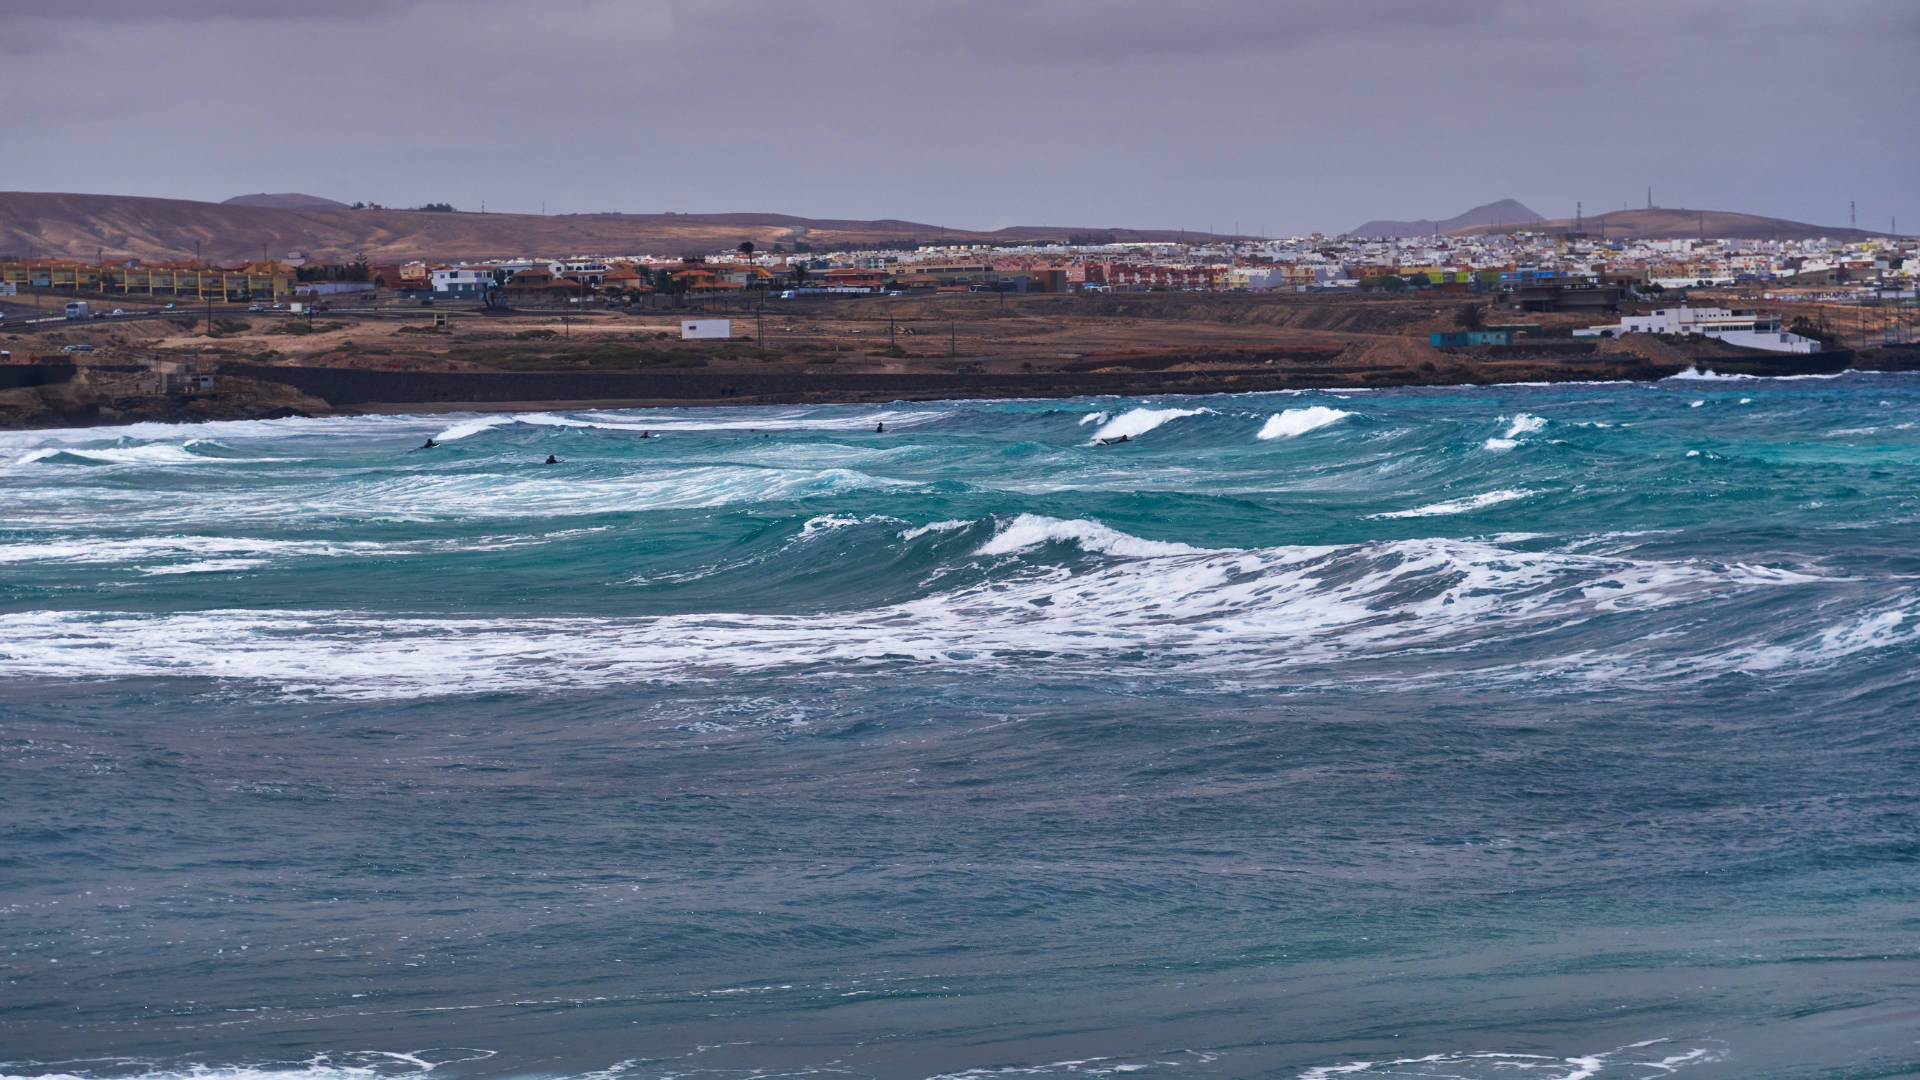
left=3, top=373, right=1918, bottom=1080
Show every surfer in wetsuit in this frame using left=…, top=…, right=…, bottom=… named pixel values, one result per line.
left=419, top=437, right=439, bottom=450
left=1098, top=434, right=1131, bottom=445
left=875, top=421, right=886, bottom=433
left=545, top=454, right=559, bottom=464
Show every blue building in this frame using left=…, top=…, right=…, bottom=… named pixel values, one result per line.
left=1430, top=330, right=1516, bottom=348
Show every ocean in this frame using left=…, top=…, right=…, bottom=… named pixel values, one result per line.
left=2, top=372, right=1917, bottom=1080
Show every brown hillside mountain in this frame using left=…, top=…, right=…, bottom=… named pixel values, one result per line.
left=1449, top=207, right=1884, bottom=242
left=223, top=193, right=352, bottom=210
left=1349, top=198, right=1543, bottom=239
left=0, top=191, right=1235, bottom=264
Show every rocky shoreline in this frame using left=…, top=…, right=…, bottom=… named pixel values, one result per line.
left=3, top=344, right=1909, bottom=431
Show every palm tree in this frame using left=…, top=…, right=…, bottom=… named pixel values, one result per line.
left=738, top=241, right=756, bottom=259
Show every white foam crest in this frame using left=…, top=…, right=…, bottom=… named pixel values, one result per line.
left=431, top=415, right=518, bottom=441
left=1088, top=407, right=1208, bottom=443
left=0, top=535, right=1821, bottom=699
left=798, top=513, right=904, bottom=539
left=1665, top=365, right=1748, bottom=381
left=0, top=413, right=413, bottom=450
left=302, top=466, right=912, bottom=522
left=572, top=406, right=945, bottom=432
left=923, top=1057, right=1163, bottom=1079
left=1689, top=400, right=1705, bottom=408
left=1374, top=489, right=1536, bottom=519
left=1257, top=406, right=1352, bottom=440
left=2, top=456, right=912, bottom=526
left=1296, top=1038, right=1722, bottom=1080
left=976, top=514, right=1216, bottom=558
left=44, top=444, right=227, bottom=466
left=0, top=530, right=605, bottom=569
left=1482, top=413, right=1546, bottom=451
left=12, top=447, right=62, bottom=465
left=0, top=536, right=402, bottom=566
left=1078, top=411, right=1110, bottom=426
left=1501, top=413, right=1547, bottom=439
left=1713, top=605, right=1920, bottom=674
left=0, top=1049, right=496, bottom=1080
left=900, top=519, right=972, bottom=541
left=1665, top=365, right=1855, bottom=383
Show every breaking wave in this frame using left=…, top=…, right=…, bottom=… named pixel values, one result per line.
left=0, top=515, right=1843, bottom=699
left=1087, top=407, right=1208, bottom=443
left=1257, top=406, right=1352, bottom=440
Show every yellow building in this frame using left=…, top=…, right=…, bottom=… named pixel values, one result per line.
left=0, top=260, right=293, bottom=300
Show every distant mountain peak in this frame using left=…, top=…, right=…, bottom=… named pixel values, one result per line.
left=223, top=192, right=350, bottom=210
left=1348, top=199, right=1543, bottom=239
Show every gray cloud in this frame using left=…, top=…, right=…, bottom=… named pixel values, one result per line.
left=0, top=0, right=1913, bottom=235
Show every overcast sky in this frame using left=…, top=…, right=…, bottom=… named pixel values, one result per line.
left=4, top=0, right=1915, bottom=235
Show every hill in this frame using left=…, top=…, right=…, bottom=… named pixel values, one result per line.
left=1449, top=207, right=1885, bottom=242
left=0, top=191, right=1236, bottom=264
left=223, top=192, right=351, bottom=210
left=1349, top=199, right=1543, bottom=238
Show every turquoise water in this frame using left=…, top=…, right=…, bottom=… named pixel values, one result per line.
left=2, top=373, right=1917, bottom=1079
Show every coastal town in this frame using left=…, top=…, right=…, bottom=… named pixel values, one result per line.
left=7, top=223, right=1914, bottom=303
left=3, top=215, right=1916, bottom=428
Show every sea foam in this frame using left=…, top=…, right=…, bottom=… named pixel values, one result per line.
left=1088, top=407, right=1207, bottom=443
left=1257, top=406, right=1351, bottom=440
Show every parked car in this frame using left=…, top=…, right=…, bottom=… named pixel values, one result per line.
left=164, top=302, right=177, bottom=310
left=111, top=308, right=126, bottom=316
left=61, top=343, right=96, bottom=352
left=247, top=304, right=265, bottom=313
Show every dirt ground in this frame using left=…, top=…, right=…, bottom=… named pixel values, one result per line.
left=4, top=288, right=1903, bottom=429
left=2, top=290, right=1606, bottom=375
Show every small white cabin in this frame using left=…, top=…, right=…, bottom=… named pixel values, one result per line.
left=681, top=319, right=731, bottom=340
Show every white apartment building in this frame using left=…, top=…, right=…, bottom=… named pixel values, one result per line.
left=430, top=267, right=498, bottom=297
left=1574, top=305, right=1822, bottom=353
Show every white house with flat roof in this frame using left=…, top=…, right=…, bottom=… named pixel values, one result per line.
left=1574, top=305, right=1821, bottom=353
left=430, top=267, right=498, bottom=298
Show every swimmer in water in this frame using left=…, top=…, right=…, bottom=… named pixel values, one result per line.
left=875, top=422, right=886, bottom=433
left=545, top=454, right=559, bottom=464
left=419, top=437, right=439, bottom=449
